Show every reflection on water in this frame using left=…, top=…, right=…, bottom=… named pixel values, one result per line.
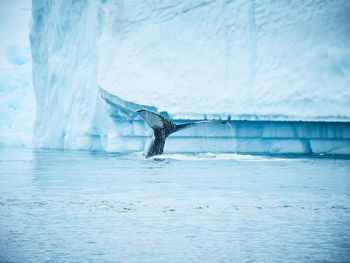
left=0, top=148, right=350, bottom=262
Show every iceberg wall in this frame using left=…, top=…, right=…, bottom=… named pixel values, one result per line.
left=28, top=0, right=350, bottom=152
left=108, top=120, right=350, bottom=155
left=30, top=0, right=109, bottom=149
left=0, top=0, right=34, bottom=147
left=99, top=89, right=350, bottom=155
left=98, top=0, right=350, bottom=119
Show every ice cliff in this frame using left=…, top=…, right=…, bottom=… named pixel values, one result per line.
left=97, top=0, right=350, bottom=119
left=30, top=1, right=106, bottom=149
left=3, top=0, right=350, bottom=151
left=0, top=0, right=34, bottom=147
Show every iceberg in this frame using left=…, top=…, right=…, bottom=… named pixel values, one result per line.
left=30, top=0, right=104, bottom=149
left=0, top=0, right=34, bottom=147
left=98, top=89, right=350, bottom=155
left=1, top=0, right=350, bottom=154
left=97, top=0, right=350, bottom=119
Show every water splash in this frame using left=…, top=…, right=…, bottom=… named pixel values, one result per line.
left=133, top=152, right=294, bottom=162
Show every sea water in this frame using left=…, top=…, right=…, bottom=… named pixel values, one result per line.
left=0, top=148, right=349, bottom=262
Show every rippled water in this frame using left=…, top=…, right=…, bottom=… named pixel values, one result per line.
left=0, top=148, right=349, bottom=262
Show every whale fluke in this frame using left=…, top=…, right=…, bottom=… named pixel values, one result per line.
left=137, top=109, right=227, bottom=158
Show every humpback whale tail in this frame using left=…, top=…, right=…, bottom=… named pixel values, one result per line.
left=137, top=109, right=227, bottom=157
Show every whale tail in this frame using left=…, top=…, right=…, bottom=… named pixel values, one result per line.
left=137, top=109, right=227, bottom=157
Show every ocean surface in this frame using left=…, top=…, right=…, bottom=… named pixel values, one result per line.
left=0, top=148, right=349, bottom=262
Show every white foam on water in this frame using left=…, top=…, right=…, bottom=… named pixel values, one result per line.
left=135, top=152, right=293, bottom=162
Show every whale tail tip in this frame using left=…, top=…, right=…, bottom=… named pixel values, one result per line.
left=136, top=109, right=175, bottom=131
